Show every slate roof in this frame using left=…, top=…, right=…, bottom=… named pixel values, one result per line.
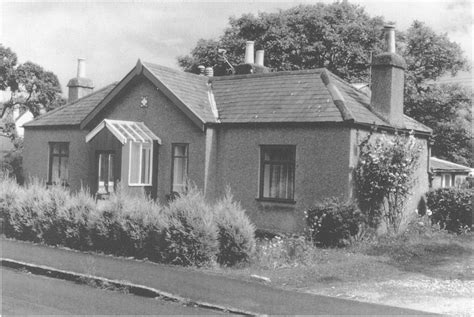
left=25, top=61, right=431, bottom=134
left=430, top=157, right=471, bottom=173
left=24, top=83, right=117, bottom=127
left=143, top=62, right=216, bottom=123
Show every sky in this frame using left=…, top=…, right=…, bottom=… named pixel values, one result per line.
left=1, top=0, right=472, bottom=95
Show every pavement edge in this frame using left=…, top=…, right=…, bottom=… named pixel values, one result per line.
left=1, top=258, right=261, bottom=316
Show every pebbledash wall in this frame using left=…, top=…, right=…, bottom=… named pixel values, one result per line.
left=23, top=128, right=92, bottom=191
left=213, top=124, right=352, bottom=233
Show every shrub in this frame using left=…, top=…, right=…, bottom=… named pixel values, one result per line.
left=0, top=171, right=24, bottom=235
left=355, top=130, right=421, bottom=232
left=60, top=187, right=96, bottom=250
left=426, top=188, right=472, bottom=233
left=213, top=189, right=256, bottom=266
left=163, top=187, right=219, bottom=266
left=305, top=198, right=366, bottom=247
left=254, top=234, right=315, bottom=269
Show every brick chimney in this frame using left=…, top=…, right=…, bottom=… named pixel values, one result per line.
left=370, top=25, right=406, bottom=127
left=67, top=58, right=94, bottom=102
left=234, top=41, right=269, bottom=75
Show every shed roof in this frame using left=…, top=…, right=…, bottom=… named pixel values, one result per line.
left=430, top=157, right=471, bottom=173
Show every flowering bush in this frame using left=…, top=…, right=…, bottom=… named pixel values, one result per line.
left=305, top=198, right=365, bottom=247
left=254, top=235, right=314, bottom=268
left=355, top=130, right=422, bottom=233
left=426, top=188, right=472, bottom=233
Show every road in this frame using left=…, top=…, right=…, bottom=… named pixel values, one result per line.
left=0, top=268, right=222, bottom=315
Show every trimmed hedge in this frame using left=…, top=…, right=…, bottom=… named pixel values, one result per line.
left=426, top=188, right=472, bottom=233
left=305, top=197, right=365, bottom=247
left=214, top=189, right=256, bottom=266
left=0, top=175, right=256, bottom=267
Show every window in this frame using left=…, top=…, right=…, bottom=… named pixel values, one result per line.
left=441, top=173, right=453, bottom=188
left=259, top=145, right=295, bottom=202
left=171, top=144, right=188, bottom=193
left=48, top=142, right=69, bottom=186
left=129, top=141, right=152, bottom=186
left=97, top=152, right=115, bottom=194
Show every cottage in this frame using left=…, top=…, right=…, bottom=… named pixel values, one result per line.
left=430, top=157, right=472, bottom=188
left=23, top=26, right=431, bottom=233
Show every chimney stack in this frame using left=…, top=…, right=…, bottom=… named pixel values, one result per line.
left=370, top=25, right=406, bottom=127
left=244, top=41, right=255, bottom=64
left=205, top=67, right=214, bottom=77
left=198, top=65, right=205, bottom=75
left=255, top=50, right=265, bottom=66
left=67, top=58, right=94, bottom=102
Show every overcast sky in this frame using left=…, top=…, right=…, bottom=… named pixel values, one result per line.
left=1, top=0, right=472, bottom=95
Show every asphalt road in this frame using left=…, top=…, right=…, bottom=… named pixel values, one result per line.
left=0, top=267, right=222, bottom=315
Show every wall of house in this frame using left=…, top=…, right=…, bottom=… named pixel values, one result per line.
left=90, top=76, right=206, bottom=201
left=349, top=128, right=430, bottom=231
left=214, top=124, right=352, bottom=233
left=23, top=128, right=93, bottom=191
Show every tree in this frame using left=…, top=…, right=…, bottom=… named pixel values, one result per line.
left=1, top=45, right=65, bottom=120
left=405, top=83, right=472, bottom=166
left=178, top=2, right=386, bottom=81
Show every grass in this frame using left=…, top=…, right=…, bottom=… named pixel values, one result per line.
left=202, top=217, right=473, bottom=290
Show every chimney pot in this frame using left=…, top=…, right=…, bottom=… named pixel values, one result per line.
left=198, top=65, right=205, bottom=75
left=244, top=41, right=255, bottom=64
left=384, top=24, right=396, bottom=53
left=255, top=50, right=264, bottom=66
left=77, top=58, right=86, bottom=78
left=205, top=67, right=214, bottom=77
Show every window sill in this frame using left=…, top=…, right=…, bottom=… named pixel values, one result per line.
left=256, top=198, right=296, bottom=205
left=128, top=184, right=152, bottom=187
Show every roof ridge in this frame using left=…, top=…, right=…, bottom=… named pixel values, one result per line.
left=28, top=83, right=118, bottom=124
left=210, top=68, right=326, bottom=81
left=320, top=69, right=354, bottom=121
left=142, top=61, right=208, bottom=82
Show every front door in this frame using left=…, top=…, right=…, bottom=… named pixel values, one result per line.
left=97, top=151, right=116, bottom=196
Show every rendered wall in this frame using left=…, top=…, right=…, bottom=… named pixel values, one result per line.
left=90, top=77, right=206, bottom=201
left=23, top=128, right=92, bottom=191
left=349, top=129, right=430, bottom=230
left=214, top=125, right=352, bottom=233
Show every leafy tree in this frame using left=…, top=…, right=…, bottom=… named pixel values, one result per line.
left=178, top=2, right=385, bottom=80
left=1, top=44, right=64, bottom=120
left=405, top=83, right=472, bottom=166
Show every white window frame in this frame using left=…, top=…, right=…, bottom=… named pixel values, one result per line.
left=128, top=141, right=153, bottom=186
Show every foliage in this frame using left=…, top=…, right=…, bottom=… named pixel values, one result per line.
left=0, top=45, right=65, bottom=145
left=214, top=188, right=256, bottom=266
left=178, top=2, right=385, bottom=81
left=401, top=21, right=468, bottom=92
left=253, top=234, right=316, bottom=269
left=0, top=176, right=255, bottom=267
left=305, top=197, right=365, bottom=247
left=163, top=187, right=219, bottom=266
left=0, top=139, right=24, bottom=184
left=404, top=83, right=472, bottom=166
left=355, top=131, right=422, bottom=232
left=426, top=188, right=472, bottom=233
